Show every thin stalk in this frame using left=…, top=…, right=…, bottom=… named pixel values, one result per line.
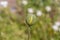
left=28, top=26, right=31, bottom=40
left=41, top=15, right=48, bottom=40
left=42, top=26, right=48, bottom=40
left=25, top=21, right=31, bottom=40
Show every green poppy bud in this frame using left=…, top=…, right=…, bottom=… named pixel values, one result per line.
left=26, top=14, right=36, bottom=26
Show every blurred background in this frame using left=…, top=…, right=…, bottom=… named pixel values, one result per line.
left=0, top=0, right=60, bottom=40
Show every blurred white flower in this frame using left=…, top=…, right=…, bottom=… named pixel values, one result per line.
left=52, top=25, right=59, bottom=31
left=22, top=0, right=28, bottom=5
left=0, top=1, right=8, bottom=7
left=55, top=21, right=60, bottom=26
left=36, top=10, right=42, bottom=16
left=52, top=21, right=60, bottom=31
left=28, top=8, right=34, bottom=13
left=45, top=6, right=51, bottom=12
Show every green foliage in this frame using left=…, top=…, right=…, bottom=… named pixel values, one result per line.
left=0, top=0, right=60, bottom=40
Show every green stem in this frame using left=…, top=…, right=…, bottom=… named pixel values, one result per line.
left=42, top=26, right=47, bottom=40
left=28, top=26, right=31, bottom=40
